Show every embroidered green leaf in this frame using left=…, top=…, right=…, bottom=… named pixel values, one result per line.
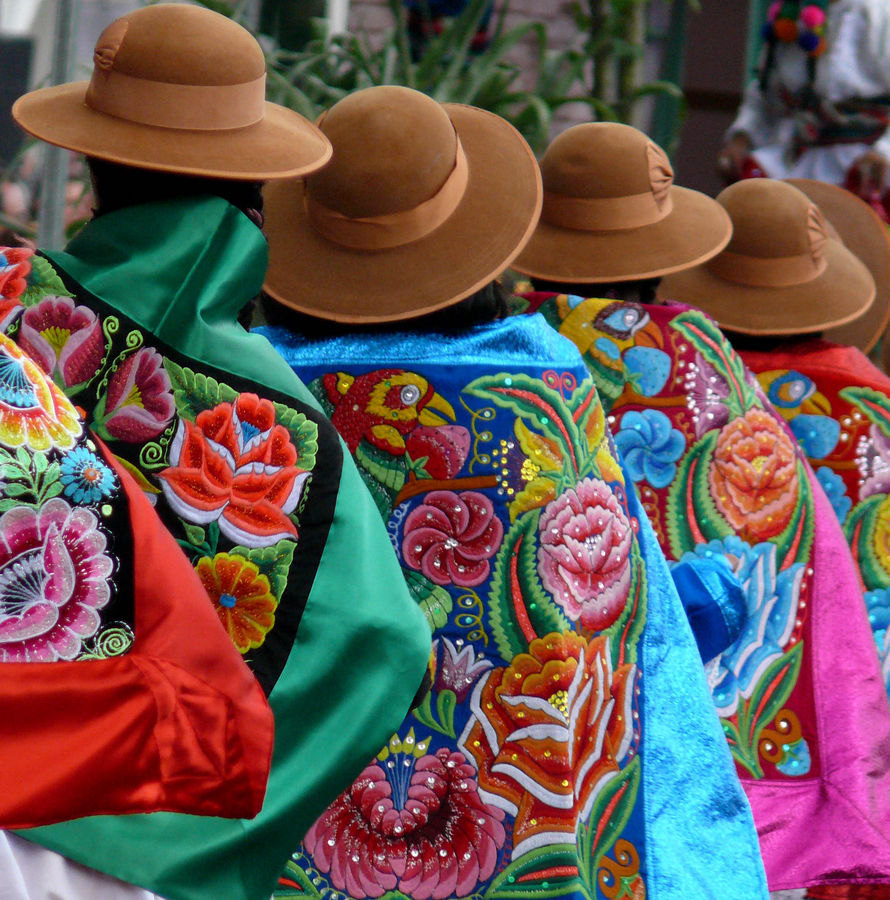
left=771, top=461, right=815, bottom=567
left=355, top=440, right=407, bottom=497
left=671, top=310, right=755, bottom=416
left=411, top=689, right=457, bottom=738
left=277, top=860, right=324, bottom=898
left=841, top=386, right=890, bottom=438
left=665, top=430, right=730, bottom=559
left=845, top=494, right=889, bottom=590
left=3, top=483, right=29, bottom=497
left=735, top=641, right=804, bottom=779
left=182, top=523, right=207, bottom=550
left=20, top=255, right=73, bottom=307
left=273, top=402, right=318, bottom=471
left=402, top=567, right=453, bottom=631
left=231, top=540, right=297, bottom=602
left=306, top=376, right=334, bottom=416
left=603, top=541, right=646, bottom=669
left=163, top=358, right=237, bottom=419
left=484, top=843, right=584, bottom=899
left=487, top=513, right=539, bottom=661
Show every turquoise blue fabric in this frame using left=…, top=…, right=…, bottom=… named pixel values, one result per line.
left=259, top=315, right=769, bottom=900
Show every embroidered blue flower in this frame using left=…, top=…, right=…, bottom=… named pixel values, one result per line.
left=865, top=587, right=890, bottom=695
left=815, top=466, right=851, bottom=524
left=613, top=409, right=685, bottom=489
left=60, top=446, right=116, bottom=504
left=680, top=536, right=803, bottom=716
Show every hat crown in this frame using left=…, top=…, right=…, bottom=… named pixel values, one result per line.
left=719, top=179, right=828, bottom=261
left=308, top=86, right=458, bottom=219
left=92, top=4, right=264, bottom=86
left=541, top=122, right=673, bottom=202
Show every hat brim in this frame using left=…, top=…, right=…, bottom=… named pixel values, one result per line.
left=12, top=81, right=332, bottom=180
left=510, top=185, right=732, bottom=283
left=262, top=103, right=542, bottom=324
left=786, top=179, right=890, bottom=352
left=660, top=237, right=875, bottom=336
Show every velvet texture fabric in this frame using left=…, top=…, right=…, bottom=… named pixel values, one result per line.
left=258, top=314, right=769, bottom=900
left=525, top=291, right=890, bottom=891
left=11, top=196, right=431, bottom=900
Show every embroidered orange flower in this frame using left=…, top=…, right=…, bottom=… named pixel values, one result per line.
left=195, top=552, right=277, bottom=653
left=710, top=407, right=799, bottom=542
left=0, top=247, right=33, bottom=303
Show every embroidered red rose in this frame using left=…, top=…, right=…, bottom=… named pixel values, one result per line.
left=402, top=490, right=503, bottom=587
left=159, top=393, right=309, bottom=548
left=710, top=407, right=799, bottom=541
left=537, top=477, right=633, bottom=630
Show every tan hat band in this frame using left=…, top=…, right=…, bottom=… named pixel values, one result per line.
left=85, top=69, right=267, bottom=132
left=305, top=136, right=469, bottom=250
left=542, top=188, right=673, bottom=232
left=707, top=247, right=827, bottom=288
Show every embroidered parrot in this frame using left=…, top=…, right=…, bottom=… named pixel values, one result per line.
left=756, top=369, right=839, bottom=458
left=323, top=369, right=457, bottom=455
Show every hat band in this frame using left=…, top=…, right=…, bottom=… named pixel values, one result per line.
left=542, top=188, right=673, bottom=232
left=707, top=247, right=827, bottom=288
left=305, top=138, right=469, bottom=250
left=85, top=69, right=267, bottom=131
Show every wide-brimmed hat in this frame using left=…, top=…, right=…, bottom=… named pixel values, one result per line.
left=12, top=4, right=331, bottom=180
left=661, top=179, right=875, bottom=335
left=263, top=85, right=542, bottom=323
left=511, top=122, right=732, bottom=283
left=785, top=179, right=890, bottom=351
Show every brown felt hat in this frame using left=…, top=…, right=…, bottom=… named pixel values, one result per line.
left=511, top=122, right=732, bottom=283
left=12, top=4, right=331, bottom=180
left=785, top=179, right=890, bottom=352
left=263, top=85, right=542, bottom=323
left=661, top=179, right=875, bottom=336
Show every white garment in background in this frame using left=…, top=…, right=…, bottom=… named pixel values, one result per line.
left=0, top=833, right=161, bottom=900
left=729, top=0, right=890, bottom=183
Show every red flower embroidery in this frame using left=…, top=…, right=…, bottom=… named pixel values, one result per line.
left=304, top=746, right=505, bottom=899
left=459, top=633, right=638, bottom=859
left=19, top=296, right=104, bottom=389
left=159, top=393, right=308, bottom=548
left=537, top=477, right=633, bottom=630
left=402, top=491, right=503, bottom=587
left=0, top=247, right=33, bottom=303
left=100, top=348, right=174, bottom=442
left=710, top=407, right=799, bottom=542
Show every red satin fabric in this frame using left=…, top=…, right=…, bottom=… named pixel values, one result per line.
left=0, top=442, right=274, bottom=828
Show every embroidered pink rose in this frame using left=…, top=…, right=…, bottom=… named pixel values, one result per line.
left=0, top=498, right=112, bottom=661
left=537, top=477, right=633, bottom=630
left=19, top=296, right=104, bottom=389
left=402, top=490, right=503, bottom=587
left=304, top=746, right=505, bottom=899
left=96, top=347, right=175, bottom=442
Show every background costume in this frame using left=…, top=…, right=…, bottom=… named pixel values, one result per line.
left=258, top=313, right=770, bottom=900
left=6, top=196, right=431, bottom=900
left=524, top=291, right=890, bottom=891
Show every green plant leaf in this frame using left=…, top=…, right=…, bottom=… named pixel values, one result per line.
left=484, top=843, right=584, bottom=898
left=20, top=255, right=73, bottom=307
left=845, top=494, right=889, bottom=589
left=276, top=859, right=324, bottom=898
left=273, top=402, right=319, bottom=471
left=403, top=567, right=453, bottom=631
left=163, top=358, right=237, bottom=419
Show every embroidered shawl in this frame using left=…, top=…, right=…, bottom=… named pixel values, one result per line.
left=7, top=197, right=431, bottom=900
left=525, top=292, right=890, bottom=891
left=258, top=315, right=769, bottom=900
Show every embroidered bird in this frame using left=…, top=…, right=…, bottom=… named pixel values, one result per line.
left=323, top=369, right=457, bottom=454
left=757, top=369, right=838, bottom=458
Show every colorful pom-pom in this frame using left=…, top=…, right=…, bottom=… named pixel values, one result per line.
left=773, top=16, right=798, bottom=42
left=798, top=30, right=820, bottom=52
left=800, top=4, right=826, bottom=29
left=767, top=1, right=782, bottom=22
left=812, top=35, right=828, bottom=56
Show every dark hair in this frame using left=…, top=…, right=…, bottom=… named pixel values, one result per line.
left=258, top=280, right=512, bottom=337
left=87, top=158, right=265, bottom=228
left=529, top=276, right=662, bottom=305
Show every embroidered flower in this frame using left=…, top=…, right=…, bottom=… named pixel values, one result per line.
left=815, top=466, right=851, bottom=524
left=856, top=425, right=890, bottom=500
left=0, top=247, right=32, bottom=303
left=18, top=296, right=104, bottom=390
left=0, top=497, right=113, bottom=661
left=432, top=637, right=493, bottom=704
left=613, top=409, right=686, bottom=489
left=537, top=477, right=633, bottom=630
left=403, top=424, right=470, bottom=480
left=159, top=393, right=309, bottom=548
left=710, top=408, right=799, bottom=542
left=402, top=490, right=503, bottom=588
left=683, top=352, right=731, bottom=439
left=459, top=633, right=638, bottom=859
left=865, top=587, right=890, bottom=694
left=685, top=537, right=803, bottom=717
left=60, top=445, right=116, bottom=504
left=96, top=347, right=175, bottom=442
left=0, top=333, right=81, bottom=452
left=870, top=495, right=890, bottom=581
left=195, top=552, right=277, bottom=653
left=304, top=742, right=505, bottom=899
